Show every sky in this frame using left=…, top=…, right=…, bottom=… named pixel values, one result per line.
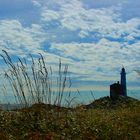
left=0, top=0, right=140, bottom=103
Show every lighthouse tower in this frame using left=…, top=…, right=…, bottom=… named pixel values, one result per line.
left=120, top=67, right=127, bottom=96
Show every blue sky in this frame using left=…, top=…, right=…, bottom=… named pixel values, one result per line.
left=0, top=0, right=140, bottom=103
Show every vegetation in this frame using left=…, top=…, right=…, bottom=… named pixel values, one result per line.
left=0, top=98, right=140, bottom=140
left=0, top=51, right=140, bottom=140
left=0, top=50, right=72, bottom=107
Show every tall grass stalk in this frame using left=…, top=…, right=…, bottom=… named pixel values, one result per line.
left=1, top=50, right=72, bottom=107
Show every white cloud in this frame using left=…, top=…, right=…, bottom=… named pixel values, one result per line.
left=1, top=18, right=138, bottom=82
left=50, top=38, right=140, bottom=81
left=38, top=0, right=140, bottom=43
left=0, top=20, right=45, bottom=57
left=41, top=10, right=60, bottom=22
left=32, top=0, right=41, bottom=7
left=34, top=0, right=140, bottom=85
left=0, top=0, right=140, bottom=95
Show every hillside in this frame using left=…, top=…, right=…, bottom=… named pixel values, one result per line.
left=83, top=96, right=140, bottom=109
left=0, top=96, right=140, bottom=140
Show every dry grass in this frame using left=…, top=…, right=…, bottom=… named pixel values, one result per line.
left=0, top=101, right=140, bottom=140
left=0, top=50, right=72, bottom=107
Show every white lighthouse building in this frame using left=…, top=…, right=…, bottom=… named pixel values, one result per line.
left=120, top=67, right=127, bottom=96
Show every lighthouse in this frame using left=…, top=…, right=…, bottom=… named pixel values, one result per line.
left=120, top=67, right=127, bottom=96
left=110, top=67, right=127, bottom=99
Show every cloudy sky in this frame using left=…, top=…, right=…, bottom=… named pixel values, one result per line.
left=0, top=0, right=140, bottom=102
